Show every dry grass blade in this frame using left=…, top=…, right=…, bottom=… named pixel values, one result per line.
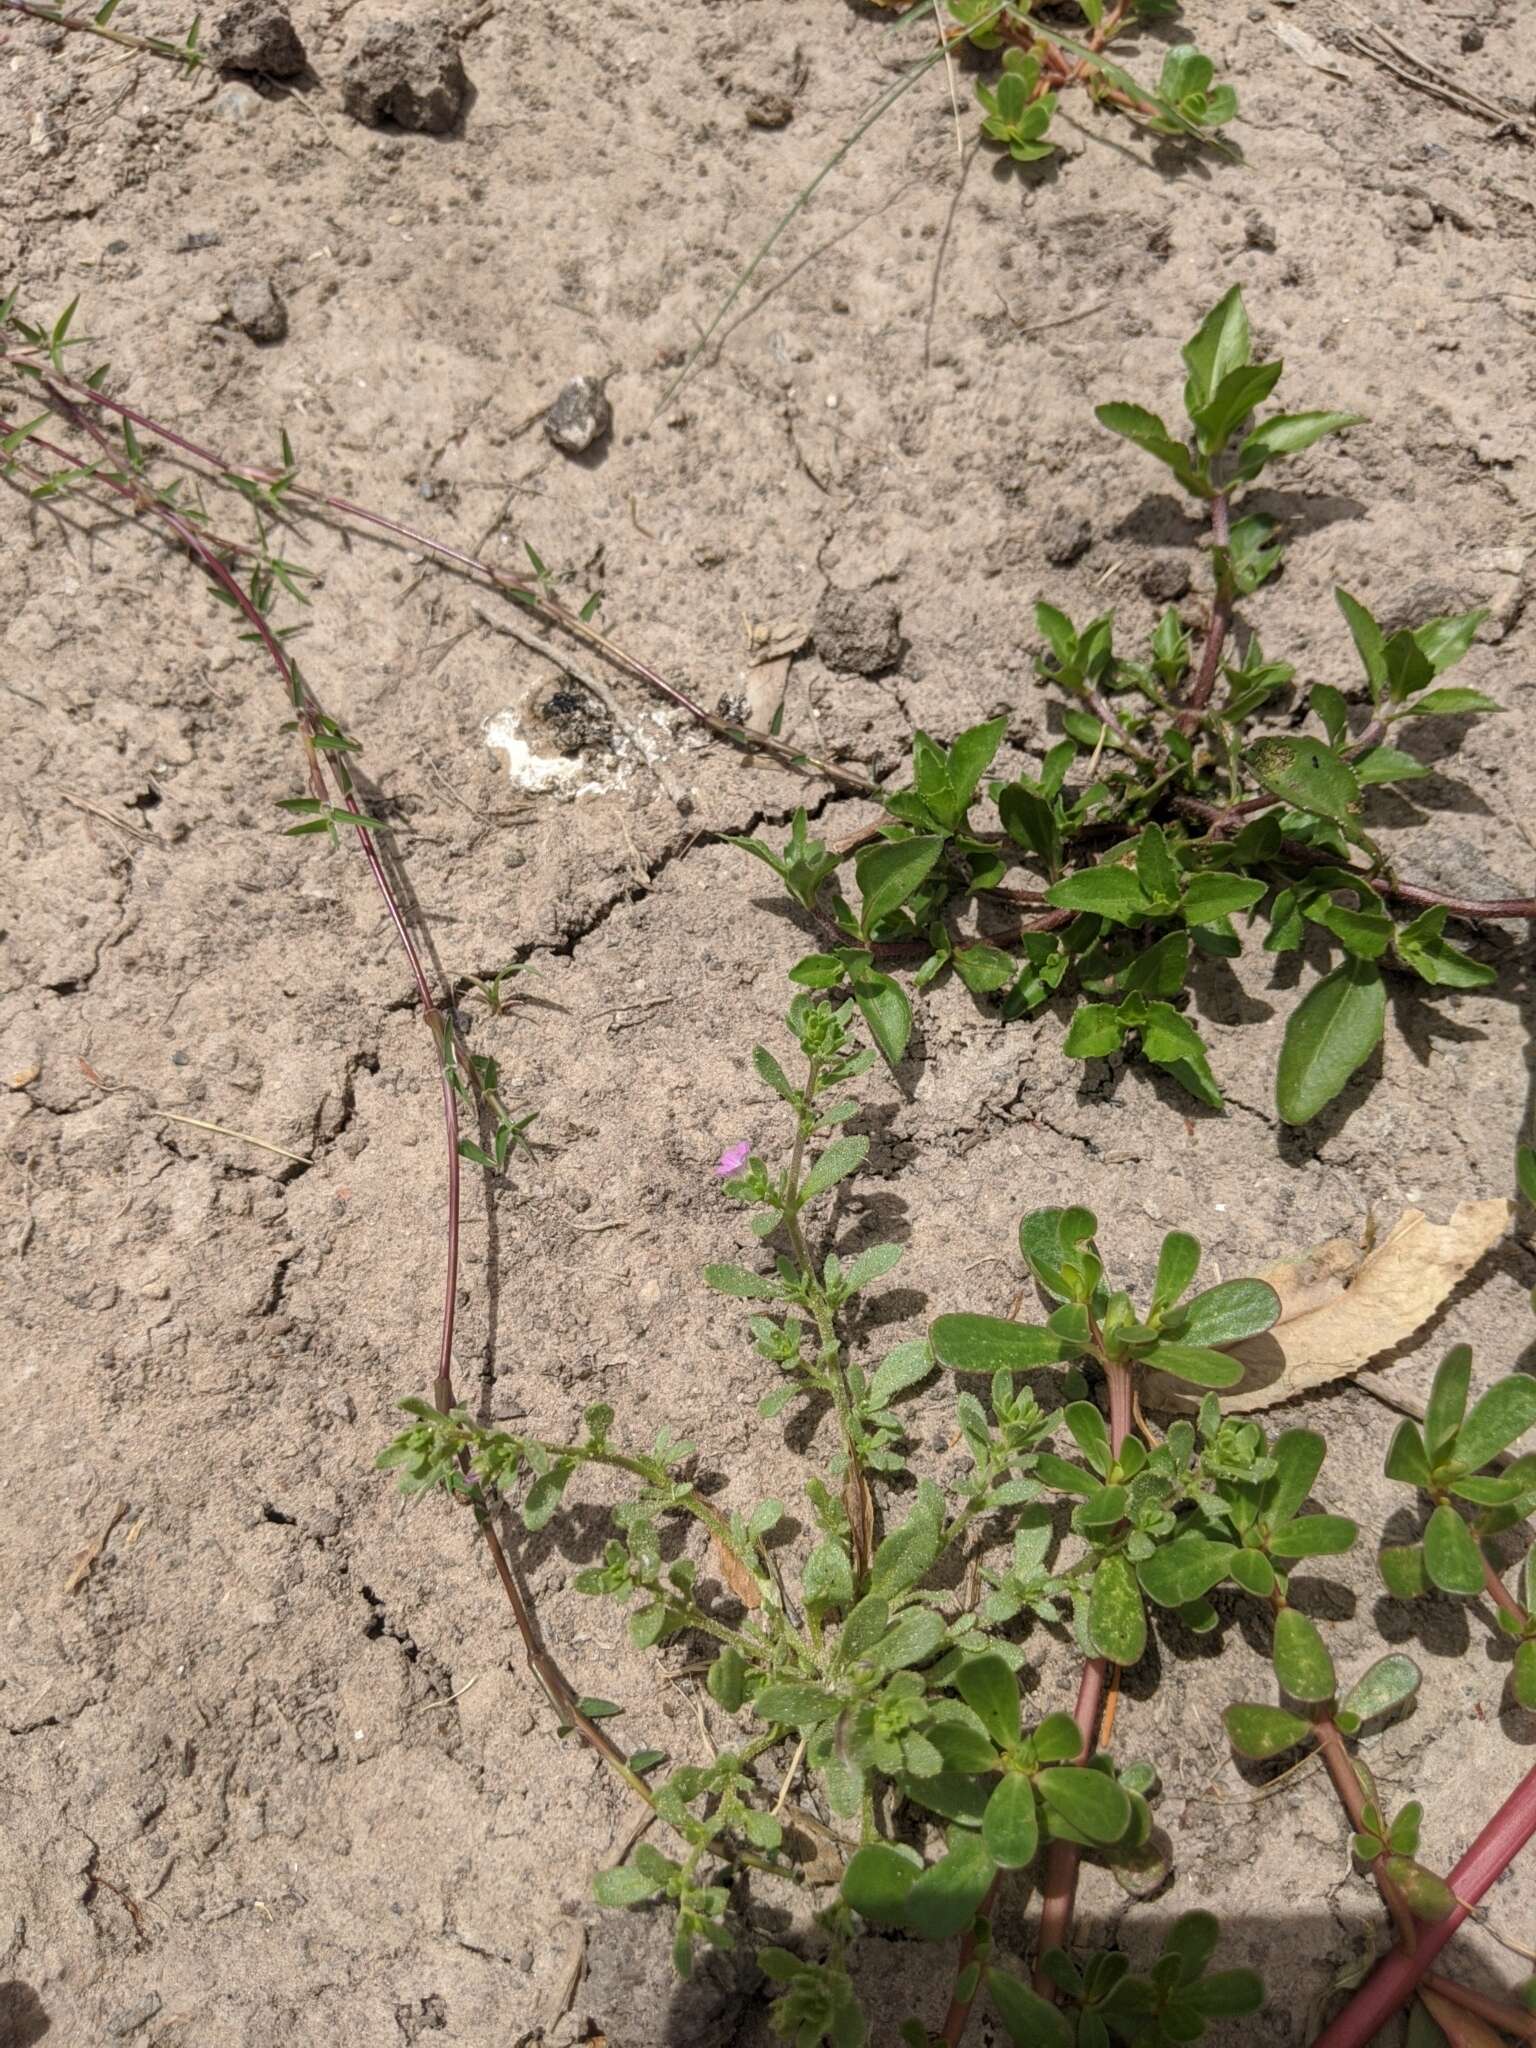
left=711, top=1532, right=763, bottom=1611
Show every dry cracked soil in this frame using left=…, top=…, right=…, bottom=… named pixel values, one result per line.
left=4, top=1, right=1536, bottom=2043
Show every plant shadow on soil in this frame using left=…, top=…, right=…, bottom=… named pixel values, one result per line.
left=0, top=1982, right=50, bottom=2048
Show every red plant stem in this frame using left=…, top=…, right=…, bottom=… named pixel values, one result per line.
left=1172, top=797, right=1536, bottom=921
left=1176, top=492, right=1232, bottom=738
left=1311, top=1711, right=1417, bottom=1950
left=1482, top=1551, right=1530, bottom=1631
left=3, top=350, right=879, bottom=795
left=1424, top=1972, right=1536, bottom=2043
left=31, top=376, right=645, bottom=1788
left=1309, top=1762, right=1536, bottom=2048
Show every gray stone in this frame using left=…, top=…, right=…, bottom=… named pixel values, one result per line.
left=1040, top=506, right=1092, bottom=567
left=212, top=82, right=264, bottom=123
left=107, top=1996, right=162, bottom=2038
left=543, top=376, right=612, bottom=455
left=209, top=0, right=306, bottom=76
left=340, top=17, right=468, bottom=134
left=813, top=585, right=901, bottom=675
left=228, top=274, right=286, bottom=344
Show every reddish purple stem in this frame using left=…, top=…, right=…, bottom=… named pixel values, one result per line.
left=1310, top=1763, right=1536, bottom=2048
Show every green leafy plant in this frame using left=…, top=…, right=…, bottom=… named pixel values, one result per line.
left=944, top=0, right=1238, bottom=165
left=380, top=1020, right=1536, bottom=2046
left=733, top=288, right=1534, bottom=1123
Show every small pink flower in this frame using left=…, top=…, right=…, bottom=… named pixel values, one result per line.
left=715, top=1140, right=751, bottom=1178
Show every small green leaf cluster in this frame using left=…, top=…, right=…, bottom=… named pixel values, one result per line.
left=987, top=1912, right=1262, bottom=2048
left=942, top=2, right=1237, bottom=165
left=1379, top=1345, right=1536, bottom=1707
left=731, top=288, right=1516, bottom=1124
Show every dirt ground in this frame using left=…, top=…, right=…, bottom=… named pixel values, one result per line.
left=4, top=0, right=1536, bottom=2042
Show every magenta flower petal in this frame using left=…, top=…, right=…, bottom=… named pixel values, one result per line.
left=715, top=1141, right=751, bottom=1177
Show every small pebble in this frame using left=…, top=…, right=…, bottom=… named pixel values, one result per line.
left=107, top=1997, right=162, bottom=2039
left=228, top=273, right=287, bottom=344
left=544, top=375, right=612, bottom=456
left=212, top=83, right=264, bottom=123
left=1039, top=506, right=1092, bottom=568
left=813, top=585, right=902, bottom=676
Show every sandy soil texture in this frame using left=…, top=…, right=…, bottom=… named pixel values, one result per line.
left=4, top=0, right=1536, bottom=2042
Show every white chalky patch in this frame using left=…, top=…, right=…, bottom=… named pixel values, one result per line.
left=483, top=706, right=686, bottom=798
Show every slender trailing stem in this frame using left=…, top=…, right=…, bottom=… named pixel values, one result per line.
left=1173, top=797, right=1536, bottom=921
left=3, top=349, right=880, bottom=795
left=1480, top=1551, right=1530, bottom=1631
left=0, top=0, right=203, bottom=63
left=1176, top=491, right=1232, bottom=738
left=1309, top=1763, right=1536, bottom=2048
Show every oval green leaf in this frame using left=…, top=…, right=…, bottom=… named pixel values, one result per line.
left=983, top=1773, right=1041, bottom=1869
left=1272, top=1606, right=1335, bottom=1704
left=1276, top=957, right=1386, bottom=1125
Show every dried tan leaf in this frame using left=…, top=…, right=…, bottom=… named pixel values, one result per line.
left=1147, top=1200, right=1512, bottom=1413
left=711, top=1534, right=762, bottom=1611
left=64, top=1501, right=128, bottom=1593
left=843, top=1464, right=875, bottom=1581
left=1270, top=18, right=1354, bottom=82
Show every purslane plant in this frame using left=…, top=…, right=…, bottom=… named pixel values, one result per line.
left=382, top=1004, right=1536, bottom=2046
left=946, top=0, right=1238, bottom=164
left=732, top=288, right=1536, bottom=1123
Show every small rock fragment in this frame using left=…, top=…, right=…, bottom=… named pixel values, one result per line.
left=212, top=82, right=264, bottom=122
left=208, top=0, right=306, bottom=76
left=745, top=92, right=794, bottom=129
left=1039, top=506, right=1092, bottom=568
left=228, top=273, right=287, bottom=343
left=107, top=1997, right=163, bottom=2039
left=813, top=586, right=902, bottom=676
left=543, top=376, right=612, bottom=456
left=340, top=17, right=468, bottom=134
left=528, top=678, right=611, bottom=757
left=1140, top=556, right=1190, bottom=603
left=29, top=110, right=65, bottom=158
left=1244, top=211, right=1277, bottom=252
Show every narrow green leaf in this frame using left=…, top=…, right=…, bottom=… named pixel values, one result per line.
left=1424, top=1346, right=1473, bottom=1464
left=801, top=1135, right=869, bottom=1202
left=1236, top=410, right=1363, bottom=483
left=1247, top=735, right=1361, bottom=825
left=1181, top=285, right=1250, bottom=416
left=986, top=1970, right=1075, bottom=2048
left=1454, top=1374, right=1536, bottom=1472
left=852, top=968, right=911, bottom=1070
left=1275, top=958, right=1385, bottom=1125
left=1178, top=1278, right=1280, bottom=1348
left=1267, top=1514, right=1357, bottom=1560
left=930, top=1315, right=1072, bottom=1373
left=856, top=834, right=946, bottom=936
left=1143, top=1340, right=1244, bottom=1390
left=1047, top=863, right=1150, bottom=927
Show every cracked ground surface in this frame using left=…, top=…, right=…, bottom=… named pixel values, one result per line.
left=4, top=1, right=1536, bottom=2042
